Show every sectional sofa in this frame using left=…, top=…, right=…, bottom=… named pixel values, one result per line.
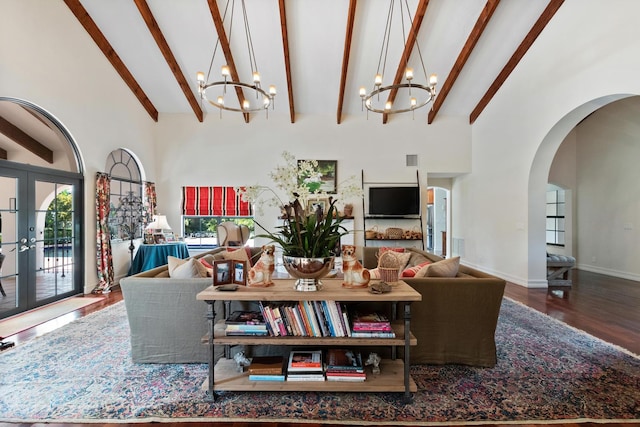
left=120, top=246, right=505, bottom=367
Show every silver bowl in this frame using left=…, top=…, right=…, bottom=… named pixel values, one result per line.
left=282, top=256, right=335, bottom=291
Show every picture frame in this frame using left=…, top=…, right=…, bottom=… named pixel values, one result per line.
left=307, top=197, right=329, bottom=215
left=153, top=233, right=166, bottom=244
left=233, top=261, right=247, bottom=285
left=213, top=260, right=233, bottom=286
left=298, top=160, right=337, bottom=194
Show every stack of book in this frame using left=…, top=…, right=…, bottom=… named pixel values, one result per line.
left=325, top=349, right=366, bottom=382
left=286, top=350, right=325, bottom=381
left=248, top=356, right=285, bottom=381
left=350, top=311, right=396, bottom=338
left=225, top=310, right=268, bottom=336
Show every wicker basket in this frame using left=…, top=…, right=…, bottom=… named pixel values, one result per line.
left=379, top=267, right=400, bottom=283
left=365, top=226, right=379, bottom=240
left=385, top=227, right=404, bottom=240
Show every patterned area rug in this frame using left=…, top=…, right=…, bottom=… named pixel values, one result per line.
left=0, top=298, right=638, bottom=425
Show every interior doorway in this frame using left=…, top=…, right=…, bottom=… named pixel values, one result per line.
left=426, top=187, right=448, bottom=257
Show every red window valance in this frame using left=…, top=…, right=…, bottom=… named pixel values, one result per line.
left=181, top=186, right=252, bottom=216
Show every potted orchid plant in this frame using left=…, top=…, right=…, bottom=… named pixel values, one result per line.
left=239, top=152, right=362, bottom=290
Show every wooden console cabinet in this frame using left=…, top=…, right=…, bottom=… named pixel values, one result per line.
left=196, top=278, right=421, bottom=402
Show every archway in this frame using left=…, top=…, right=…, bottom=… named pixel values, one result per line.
left=527, top=94, right=634, bottom=286
left=0, top=97, right=85, bottom=318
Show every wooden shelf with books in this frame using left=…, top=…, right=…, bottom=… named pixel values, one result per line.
left=196, top=278, right=421, bottom=402
left=205, top=358, right=417, bottom=393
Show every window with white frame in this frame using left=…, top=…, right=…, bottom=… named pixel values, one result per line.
left=546, top=188, right=565, bottom=246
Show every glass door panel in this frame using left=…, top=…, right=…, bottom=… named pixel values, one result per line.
left=0, top=175, right=20, bottom=316
left=34, top=180, right=76, bottom=303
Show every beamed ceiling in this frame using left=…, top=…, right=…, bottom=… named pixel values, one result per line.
left=0, top=0, right=564, bottom=157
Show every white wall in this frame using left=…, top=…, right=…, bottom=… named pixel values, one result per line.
left=1, top=1, right=158, bottom=292
left=574, top=98, right=640, bottom=281
left=152, top=113, right=471, bottom=250
left=454, top=0, right=640, bottom=287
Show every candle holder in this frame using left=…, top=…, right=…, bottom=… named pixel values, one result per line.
left=110, top=191, right=150, bottom=267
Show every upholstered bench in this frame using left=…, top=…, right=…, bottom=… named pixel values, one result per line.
left=547, top=254, right=576, bottom=286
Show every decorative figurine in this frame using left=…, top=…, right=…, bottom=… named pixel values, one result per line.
left=341, top=244, right=371, bottom=288
left=365, top=352, right=381, bottom=374
left=233, top=351, right=251, bottom=372
left=248, top=245, right=276, bottom=287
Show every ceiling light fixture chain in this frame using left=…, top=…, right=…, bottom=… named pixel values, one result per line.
left=359, top=0, right=437, bottom=118
left=197, top=0, right=276, bottom=116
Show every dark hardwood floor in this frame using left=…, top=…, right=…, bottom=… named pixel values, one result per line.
left=1, top=269, right=638, bottom=427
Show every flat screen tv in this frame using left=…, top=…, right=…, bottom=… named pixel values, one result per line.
left=368, top=186, right=420, bottom=216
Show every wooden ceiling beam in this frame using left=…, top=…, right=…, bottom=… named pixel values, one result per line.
left=0, top=146, right=7, bottom=160
left=428, top=0, right=500, bottom=124
left=0, top=116, right=54, bottom=163
left=469, top=0, right=564, bottom=124
left=134, top=0, right=203, bottom=122
left=336, top=0, right=357, bottom=125
left=278, top=0, right=295, bottom=123
left=63, top=0, right=159, bottom=122
left=382, top=0, right=429, bottom=124
left=207, top=0, right=250, bottom=123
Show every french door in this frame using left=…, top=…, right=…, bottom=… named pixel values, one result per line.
left=0, top=161, right=84, bottom=319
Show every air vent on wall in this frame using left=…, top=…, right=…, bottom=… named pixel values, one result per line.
left=406, top=154, right=418, bottom=167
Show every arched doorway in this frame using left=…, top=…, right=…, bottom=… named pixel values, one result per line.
left=528, top=94, right=634, bottom=285
left=0, top=98, right=84, bottom=319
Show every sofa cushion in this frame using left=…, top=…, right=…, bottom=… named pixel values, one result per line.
left=416, top=256, right=460, bottom=278
left=168, top=256, right=208, bottom=278
left=222, top=247, right=252, bottom=265
left=401, top=260, right=432, bottom=278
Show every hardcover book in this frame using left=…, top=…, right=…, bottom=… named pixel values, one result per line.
left=287, top=350, right=323, bottom=372
left=226, top=310, right=265, bottom=325
left=248, top=356, right=284, bottom=375
left=326, top=349, right=364, bottom=372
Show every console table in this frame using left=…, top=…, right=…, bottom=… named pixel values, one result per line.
left=128, top=242, right=189, bottom=276
left=196, top=278, right=421, bottom=402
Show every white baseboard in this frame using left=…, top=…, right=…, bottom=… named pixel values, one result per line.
left=577, top=263, right=640, bottom=283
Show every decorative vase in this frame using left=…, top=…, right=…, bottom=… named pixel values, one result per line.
left=283, top=255, right=335, bottom=291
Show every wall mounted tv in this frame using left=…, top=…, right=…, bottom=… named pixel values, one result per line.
left=368, top=186, right=420, bottom=216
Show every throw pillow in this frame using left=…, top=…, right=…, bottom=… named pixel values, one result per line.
left=168, top=256, right=208, bottom=278
left=199, top=258, right=214, bottom=277
left=420, top=256, right=460, bottom=278
left=223, top=247, right=253, bottom=266
left=368, top=268, right=381, bottom=280
left=401, top=260, right=432, bottom=278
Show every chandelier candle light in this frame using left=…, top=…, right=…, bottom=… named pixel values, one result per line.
left=359, top=0, right=437, bottom=117
left=196, top=0, right=275, bottom=116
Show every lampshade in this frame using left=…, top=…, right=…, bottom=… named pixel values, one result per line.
left=146, top=215, right=171, bottom=232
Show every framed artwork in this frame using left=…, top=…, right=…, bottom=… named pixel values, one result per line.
left=298, top=160, right=337, bottom=194
left=307, top=197, right=329, bottom=215
left=213, top=260, right=232, bottom=285
left=233, top=261, right=247, bottom=285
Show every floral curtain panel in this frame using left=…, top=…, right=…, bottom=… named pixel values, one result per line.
left=181, top=186, right=252, bottom=216
left=144, top=181, right=157, bottom=218
left=93, top=172, right=114, bottom=293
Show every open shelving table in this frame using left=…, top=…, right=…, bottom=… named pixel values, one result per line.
left=196, top=278, right=422, bottom=402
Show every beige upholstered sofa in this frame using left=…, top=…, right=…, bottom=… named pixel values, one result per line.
left=361, top=246, right=506, bottom=367
left=121, top=245, right=505, bottom=368
left=120, top=246, right=263, bottom=364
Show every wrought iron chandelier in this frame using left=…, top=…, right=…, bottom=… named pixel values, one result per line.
left=196, top=0, right=276, bottom=116
left=359, top=0, right=437, bottom=117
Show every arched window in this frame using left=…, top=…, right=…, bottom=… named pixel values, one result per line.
left=105, top=149, right=145, bottom=241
